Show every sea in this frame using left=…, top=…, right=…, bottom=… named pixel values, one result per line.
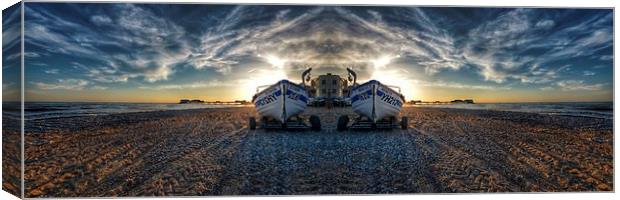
left=2, top=102, right=250, bottom=120
left=1, top=101, right=613, bottom=120
left=412, top=102, right=613, bottom=119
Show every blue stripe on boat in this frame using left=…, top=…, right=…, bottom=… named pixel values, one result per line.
left=285, top=89, right=308, bottom=103
left=377, top=90, right=384, bottom=97
left=351, top=95, right=359, bottom=103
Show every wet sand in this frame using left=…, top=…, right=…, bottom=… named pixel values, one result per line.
left=21, top=107, right=613, bottom=197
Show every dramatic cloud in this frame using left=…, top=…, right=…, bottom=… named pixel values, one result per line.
left=463, top=9, right=612, bottom=84
left=3, top=3, right=22, bottom=101
left=2, top=4, right=21, bottom=57
left=21, top=4, right=613, bottom=101
left=25, top=4, right=190, bottom=83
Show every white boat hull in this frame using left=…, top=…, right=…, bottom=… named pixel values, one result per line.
left=252, top=80, right=309, bottom=123
left=350, top=80, right=404, bottom=122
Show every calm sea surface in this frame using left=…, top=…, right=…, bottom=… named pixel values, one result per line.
left=2, top=102, right=249, bottom=120
left=1, top=102, right=613, bottom=120
left=413, top=102, right=613, bottom=119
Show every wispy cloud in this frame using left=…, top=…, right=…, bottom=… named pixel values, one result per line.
left=32, top=79, right=90, bottom=91
left=535, top=20, right=555, bottom=29
left=462, top=9, right=611, bottom=84
left=44, top=69, right=59, bottom=74
left=556, top=80, right=604, bottom=91
left=2, top=4, right=21, bottom=58
left=90, top=15, right=112, bottom=25
left=25, top=4, right=191, bottom=83
left=138, top=80, right=233, bottom=90
left=539, top=86, right=555, bottom=91
left=92, top=86, right=108, bottom=90
left=599, top=55, right=613, bottom=61
left=21, top=4, right=613, bottom=101
left=417, top=80, right=512, bottom=91
left=2, top=82, right=14, bottom=91
left=583, top=71, right=596, bottom=76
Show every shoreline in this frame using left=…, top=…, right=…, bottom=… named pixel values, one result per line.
left=23, top=106, right=613, bottom=134
left=22, top=104, right=614, bottom=121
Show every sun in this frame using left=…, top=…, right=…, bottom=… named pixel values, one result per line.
left=371, top=54, right=400, bottom=69
left=239, top=55, right=289, bottom=100
left=369, top=54, right=416, bottom=101
left=259, top=54, right=287, bottom=69
left=369, top=69, right=417, bottom=102
left=240, top=68, right=288, bottom=101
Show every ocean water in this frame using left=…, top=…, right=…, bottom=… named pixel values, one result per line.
left=2, top=102, right=249, bottom=120
left=1, top=102, right=613, bottom=120
left=413, top=102, right=613, bottom=119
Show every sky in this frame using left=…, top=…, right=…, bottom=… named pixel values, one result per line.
left=2, top=3, right=20, bottom=102
left=4, top=3, right=613, bottom=103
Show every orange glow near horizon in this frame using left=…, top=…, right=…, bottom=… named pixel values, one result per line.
left=22, top=56, right=612, bottom=104
left=23, top=82, right=613, bottom=104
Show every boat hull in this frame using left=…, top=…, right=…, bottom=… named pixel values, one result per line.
left=252, top=80, right=308, bottom=123
left=350, top=80, right=404, bottom=122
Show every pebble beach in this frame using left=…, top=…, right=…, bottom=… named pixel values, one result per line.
left=17, top=106, right=613, bottom=197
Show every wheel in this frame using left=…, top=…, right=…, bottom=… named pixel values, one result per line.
left=260, top=117, right=269, bottom=129
left=401, top=116, right=408, bottom=130
left=249, top=117, right=256, bottom=130
left=309, top=115, right=321, bottom=131
left=337, top=115, right=349, bottom=131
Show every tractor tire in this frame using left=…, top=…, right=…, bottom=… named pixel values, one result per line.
left=401, top=116, right=408, bottom=130
left=309, top=115, right=321, bottom=131
left=337, top=115, right=349, bottom=131
left=249, top=117, right=256, bottom=130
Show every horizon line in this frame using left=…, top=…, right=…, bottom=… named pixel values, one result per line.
left=4, top=100, right=614, bottom=104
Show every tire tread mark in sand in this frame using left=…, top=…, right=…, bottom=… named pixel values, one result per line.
left=85, top=121, right=203, bottom=196
left=210, top=128, right=254, bottom=195
left=26, top=132, right=138, bottom=197
left=404, top=127, right=444, bottom=192
left=131, top=127, right=247, bottom=196
left=92, top=113, right=249, bottom=196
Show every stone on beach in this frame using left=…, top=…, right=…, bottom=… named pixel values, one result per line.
left=20, top=106, right=613, bottom=197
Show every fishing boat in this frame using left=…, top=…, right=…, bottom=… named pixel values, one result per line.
left=337, top=68, right=408, bottom=130
left=249, top=69, right=320, bottom=131
left=350, top=80, right=405, bottom=121
left=252, top=79, right=309, bottom=122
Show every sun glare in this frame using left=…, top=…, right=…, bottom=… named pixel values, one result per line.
left=371, top=54, right=400, bottom=69
left=241, top=68, right=288, bottom=100
left=370, top=69, right=417, bottom=101
left=264, top=55, right=286, bottom=69
left=368, top=55, right=415, bottom=101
